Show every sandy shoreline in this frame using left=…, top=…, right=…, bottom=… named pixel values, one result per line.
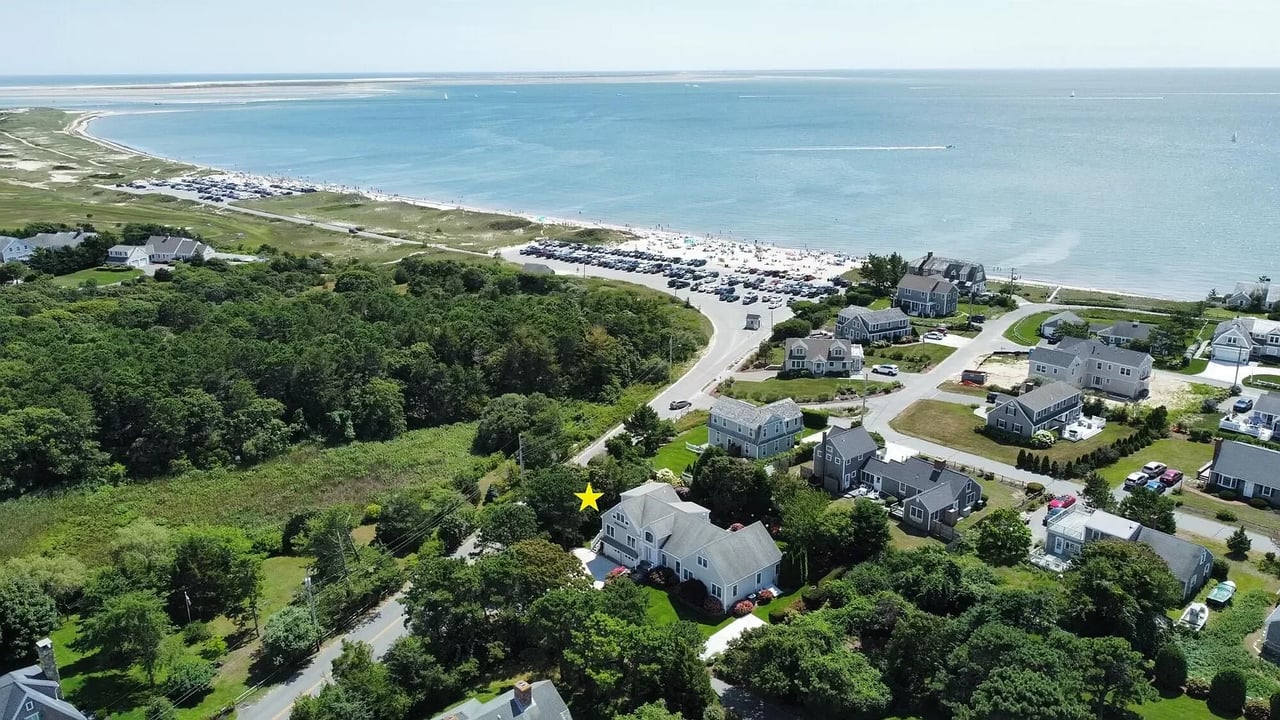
left=65, top=110, right=1189, bottom=302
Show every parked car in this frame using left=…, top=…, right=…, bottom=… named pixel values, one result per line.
left=1123, top=472, right=1147, bottom=490
left=668, top=400, right=691, bottom=411
left=923, top=331, right=945, bottom=340
left=1144, top=479, right=1167, bottom=494
left=986, top=391, right=999, bottom=403
left=1048, top=494, right=1077, bottom=510
left=1141, top=461, right=1168, bottom=477
left=970, top=314, right=986, bottom=324
left=1159, top=468, right=1185, bottom=487
left=871, top=364, right=899, bottom=376
left=1234, top=397, right=1255, bottom=413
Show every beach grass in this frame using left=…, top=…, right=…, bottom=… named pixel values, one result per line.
left=889, top=399, right=1134, bottom=467
left=235, top=191, right=634, bottom=253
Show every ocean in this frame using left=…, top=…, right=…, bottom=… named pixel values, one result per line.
left=5, top=70, right=1280, bottom=298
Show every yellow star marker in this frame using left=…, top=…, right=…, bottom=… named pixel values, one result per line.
left=575, top=482, right=604, bottom=512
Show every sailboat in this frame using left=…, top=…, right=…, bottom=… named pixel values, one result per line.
left=443, top=92, right=449, bottom=101
left=1070, top=90, right=1076, bottom=98
left=1232, top=131, right=1238, bottom=143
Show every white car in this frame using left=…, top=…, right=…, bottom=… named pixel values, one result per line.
left=924, top=331, right=944, bottom=340
left=871, top=364, right=900, bottom=376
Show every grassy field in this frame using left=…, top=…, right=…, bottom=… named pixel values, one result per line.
left=864, top=342, right=955, bottom=372
left=1003, top=311, right=1053, bottom=346
left=49, top=266, right=143, bottom=287
left=237, top=192, right=634, bottom=253
left=721, top=376, right=896, bottom=404
left=53, top=554, right=311, bottom=720
left=0, top=422, right=484, bottom=564
left=643, top=586, right=734, bottom=639
left=1244, top=374, right=1280, bottom=391
left=1098, top=438, right=1215, bottom=488
left=652, top=426, right=709, bottom=474
left=889, top=399, right=1135, bottom=467
left=1133, top=693, right=1224, bottom=720
left=1179, top=358, right=1211, bottom=376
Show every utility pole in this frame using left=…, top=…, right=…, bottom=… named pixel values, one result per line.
left=334, top=530, right=351, bottom=583
left=517, top=433, right=526, bottom=475
left=668, top=334, right=673, bottom=367
left=303, top=576, right=321, bottom=651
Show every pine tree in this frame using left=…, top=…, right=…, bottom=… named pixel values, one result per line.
left=1049, top=461, right=1061, bottom=478
left=1017, top=449, right=1028, bottom=469
left=1227, top=526, right=1252, bottom=557
left=1063, top=461, right=1076, bottom=479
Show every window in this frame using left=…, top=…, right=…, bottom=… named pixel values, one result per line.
left=644, top=531, right=653, bottom=543
left=697, top=555, right=708, bottom=568
left=997, top=419, right=1006, bottom=429
left=1013, top=424, right=1023, bottom=434
left=1216, top=475, right=1239, bottom=489
left=909, top=505, right=925, bottom=522
left=1260, top=485, right=1275, bottom=498
left=682, top=569, right=692, bottom=581
left=1120, top=367, right=1132, bottom=377
left=756, top=571, right=763, bottom=585
left=711, top=584, right=722, bottom=599
left=1035, top=364, right=1047, bottom=373
left=898, top=480, right=909, bottom=496
left=626, top=535, right=637, bottom=548
left=612, top=511, right=626, bottom=523
left=606, top=525, right=615, bottom=538
left=1054, top=536, right=1064, bottom=554
left=675, top=560, right=681, bottom=573
left=966, top=491, right=976, bottom=507
left=732, top=584, right=738, bottom=597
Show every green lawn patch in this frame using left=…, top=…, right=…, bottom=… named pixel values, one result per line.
left=50, top=266, right=143, bottom=287
left=751, top=591, right=802, bottom=622
left=991, top=282, right=1053, bottom=303
left=936, top=380, right=990, bottom=398
left=888, top=524, right=939, bottom=550
left=889, top=399, right=1134, bottom=467
left=1098, top=438, right=1215, bottom=488
left=1244, top=374, right=1280, bottom=391
left=652, top=426, right=709, bottom=475
left=869, top=297, right=891, bottom=310
left=721, top=376, right=896, bottom=404
left=955, top=478, right=1021, bottom=528
left=1133, top=693, right=1222, bottom=720
left=1003, top=311, right=1052, bottom=346
left=863, top=342, right=956, bottom=373
left=643, top=585, right=733, bottom=639
left=1178, top=485, right=1280, bottom=536
left=1179, top=358, right=1210, bottom=376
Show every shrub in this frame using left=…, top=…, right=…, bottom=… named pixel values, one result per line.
left=262, top=606, right=322, bottom=668
left=1030, top=430, right=1056, bottom=449
left=161, top=658, right=215, bottom=704
left=679, top=578, right=707, bottom=604
left=1220, top=490, right=1238, bottom=502
left=605, top=566, right=630, bottom=581
left=199, top=636, right=227, bottom=661
left=648, top=566, right=677, bottom=587
left=1251, top=497, right=1272, bottom=509
left=1186, top=677, right=1211, bottom=699
left=1209, top=669, right=1248, bottom=715
left=143, top=697, right=178, bottom=720
left=1211, top=558, right=1229, bottom=580
left=362, top=503, right=382, bottom=523
left=1189, top=429, right=1213, bottom=443
left=181, top=621, right=211, bottom=645
left=1216, top=509, right=1239, bottom=522
left=801, top=584, right=825, bottom=608
left=756, top=589, right=775, bottom=604
left=801, top=409, right=830, bottom=429
left=1026, top=482, right=1045, bottom=497
left=1153, top=643, right=1187, bottom=694
left=731, top=600, right=755, bottom=617
left=1244, top=698, right=1270, bottom=720
left=768, top=606, right=792, bottom=624
left=703, top=597, right=724, bottom=615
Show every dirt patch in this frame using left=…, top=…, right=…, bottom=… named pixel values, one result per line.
left=977, top=355, right=1031, bottom=388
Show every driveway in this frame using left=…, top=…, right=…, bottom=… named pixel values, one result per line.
left=572, top=547, right=615, bottom=589
left=1195, top=358, right=1261, bottom=385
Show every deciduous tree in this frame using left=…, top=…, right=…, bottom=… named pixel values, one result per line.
left=973, top=508, right=1032, bottom=566
left=76, top=591, right=170, bottom=683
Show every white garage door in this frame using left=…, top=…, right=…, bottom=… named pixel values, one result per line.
left=1213, top=345, right=1249, bottom=363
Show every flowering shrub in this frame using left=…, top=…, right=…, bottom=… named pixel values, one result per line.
left=648, top=566, right=678, bottom=587
left=1185, top=677, right=1210, bottom=699
left=680, top=578, right=707, bottom=603
left=731, top=600, right=755, bottom=617
left=702, top=597, right=724, bottom=615
left=729, top=523, right=745, bottom=532
left=605, top=566, right=630, bottom=581
left=756, top=589, right=775, bottom=604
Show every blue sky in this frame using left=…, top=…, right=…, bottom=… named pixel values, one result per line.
left=8, top=0, right=1279, bottom=75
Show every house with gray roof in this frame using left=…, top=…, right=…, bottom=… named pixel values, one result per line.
left=1225, top=281, right=1280, bottom=312
left=1046, top=507, right=1213, bottom=602
left=708, top=396, right=803, bottom=459
left=812, top=426, right=881, bottom=494
left=598, top=483, right=781, bottom=608
left=28, top=230, right=97, bottom=251
left=1095, top=319, right=1156, bottom=348
left=784, top=337, right=862, bottom=377
left=105, top=244, right=150, bottom=268
left=1039, top=311, right=1085, bottom=338
left=0, top=640, right=87, bottom=720
left=907, top=251, right=987, bottom=295
left=895, top=274, right=958, bottom=318
left=431, top=680, right=571, bottom=720
left=835, top=305, right=913, bottom=343
left=1211, top=317, right=1280, bottom=364
left=859, top=457, right=981, bottom=533
left=1030, top=337, right=1152, bottom=400
left=0, top=235, right=34, bottom=264
left=144, top=235, right=213, bottom=263
left=1208, top=438, right=1280, bottom=507
left=985, top=381, right=1083, bottom=439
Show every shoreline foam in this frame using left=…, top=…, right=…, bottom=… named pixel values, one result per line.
left=67, top=110, right=1192, bottom=303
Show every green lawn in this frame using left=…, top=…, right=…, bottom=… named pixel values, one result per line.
left=643, top=586, right=734, bottom=639
left=1179, top=358, right=1211, bottom=376
left=54, top=554, right=312, bottom=720
left=50, top=266, right=144, bottom=287
left=936, top=380, right=991, bottom=398
left=864, top=342, right=956, bottom=373
left=1134, top=693, right=1226, bottom=720
left=236, top=191, right=634, bottom=253
left=1098, top=438, right=1215, bottom=488
left=1179, top=486, right=1280, bottom=536
left=955, top=478, right=1021, bottom=528
left=869, top=297, right=892, bottom=310
left=721, top=376, right=896, bottom=404
left=1243, top=374, right=1280, bottom=391
left=751, top=590, right=803, bottom=622
left=652, top=426, right=709, bottom=475
left=1003, top=311, right=1052, bottom=346
left=889, top=399, right=1135, bottom=468
left=991, top=282, right=1053, bottom=303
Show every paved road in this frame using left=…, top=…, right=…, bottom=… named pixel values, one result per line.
left=496, top=246, right=794, bottom=464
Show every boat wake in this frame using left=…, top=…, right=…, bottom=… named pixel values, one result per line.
left=755, top=145, right=950, bottom=152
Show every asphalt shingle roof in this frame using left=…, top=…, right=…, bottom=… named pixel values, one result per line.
left=1100, top=320, right=1155, bottom=341
left=710, top=396, right=802, bottom=427
left=701, top=522, right=782, bottom=583
left=1029, top=345, right=1082, bottom=369
left=1136, top=527, right=1212, bottom=590
left=1213, top=440, right=1280, bottom=486
left=838, top=305, right=911, bottom=326
left=822, top=426, right=879, bottom=459
left=1255, top=392, right=1280, bottom=418
left=0, top=666, right=88, bottom=720
left=786, top=337, right=861, bottom=361
left=1057, top=337, right=1150, bottom=367
left=1041, top=311, right=1084, bottom=328
left=1014, top=381, right=1082, bottom=414
left=897, top=273, right=956, bottom=294
left=431, top=680, right=572, bottom=720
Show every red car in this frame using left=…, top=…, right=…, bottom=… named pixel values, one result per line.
left=1048, top=494, right=1077, bottom=510
left=1160, top=469, right=1185, bottom=487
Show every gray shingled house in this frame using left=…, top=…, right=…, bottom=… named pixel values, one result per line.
left=1039, top=311, right=1086, bottom=338
left=598, top=483, right=782, bottom=607
left=812, top=426, right=881, bottom=494
left=835, top=306, right=913, bottom=343
left=895, top=274, right=959, bottom=318
left=1029, top=337, right=1152, bottom=401
left=708, top=396, right=803, bottom=459
left=784, top=337, right=863, bottom=376
left=860, top=457, right=981, bottom=533
left=1208, top=439, right=1280, bottom=507
left=985, top=381, right=1083, bottom=439
left=431, top=680, right=571, bottom=720
left=1095, top=320, right=1156, bottom=348
left=0, top=639, right=87, bottom=720
left=906, top=252, right=988, bottom=295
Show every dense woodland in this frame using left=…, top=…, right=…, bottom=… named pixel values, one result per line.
left=0, top=249, right=705, bottom=495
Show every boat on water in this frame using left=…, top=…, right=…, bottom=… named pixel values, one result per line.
left=1178, top=603, right=1209, bottom=632
left=1232, top=131, right=1238, bottom=143
left=1070, top=90, right=1076, bottom=98
left=443, top=92, right=449, bottom=101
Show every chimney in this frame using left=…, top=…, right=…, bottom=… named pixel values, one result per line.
left=926, top=251, right=933, bottom=260
left=35, top=638, right=60, bottom=685
left=1212, top=437, right=1224, bottom=466
left=933, top=458, right=947, bottom=471
left=513, top=680, right=534, bottom=713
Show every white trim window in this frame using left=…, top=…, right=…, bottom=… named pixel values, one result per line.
left=1260, top=485, right=1275, bottom=498
left=606, top=525, right=615, bottom=538
left=626, top=535, right=637, bottom=549
left=711, top=584, right=722, bottom=599
left=1217, top=476, right=1239, bottom=489
left=756, top=571, right=763, bottom=585
left=909, top=505, right=925, bottom=522
left=697, top=555, right=708, bottom=568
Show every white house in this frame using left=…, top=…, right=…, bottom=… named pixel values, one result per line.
left=1211, top=317, right=1280, bottom=364
left=784, top=337, right=862, bottom=376
left=598, top=483, right=782, bottom=608
left=0, top=236, right=34, bottom=263
left=105, top=245, right=150, bottom=268
left=708, top=396, right=803, bottom=459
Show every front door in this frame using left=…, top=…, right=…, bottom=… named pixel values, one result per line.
left=645, top=546, right=653, bottom=563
